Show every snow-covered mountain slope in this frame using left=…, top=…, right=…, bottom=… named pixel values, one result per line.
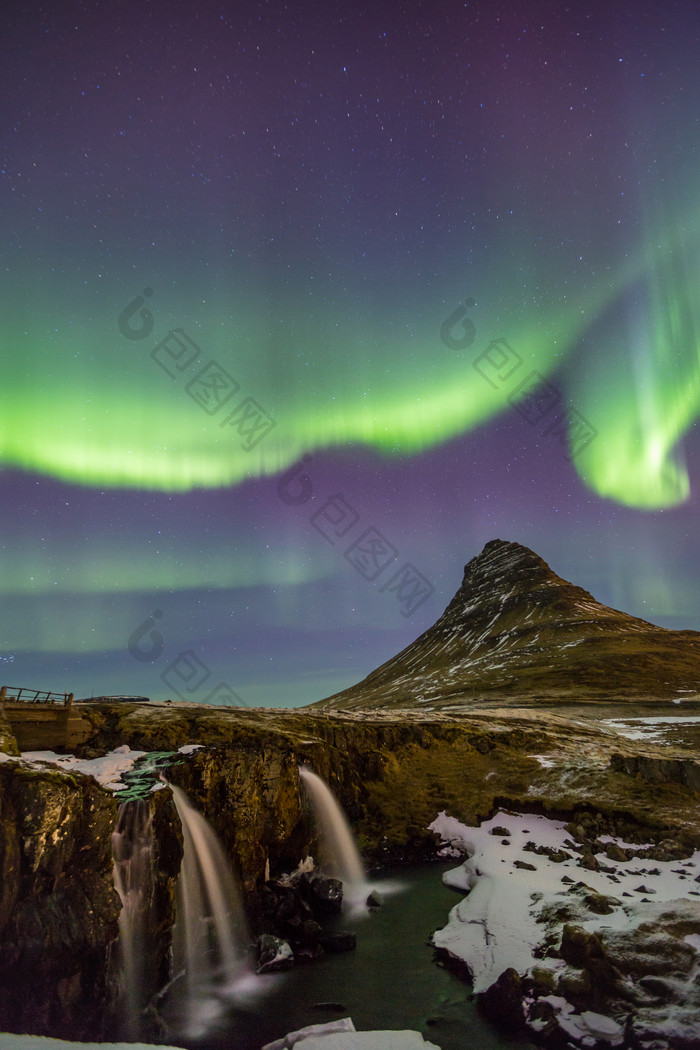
left=315, top=539, right=700, bottom=710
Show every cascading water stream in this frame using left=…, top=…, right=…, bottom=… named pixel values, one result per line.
left=298, top=766, right=369, bottom=907
left=168, top=782, right=255, bottom=1038
left=111, top=798, right=155, bottom=1040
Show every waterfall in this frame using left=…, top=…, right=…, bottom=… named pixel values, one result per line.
left=111, top=798, right=155, bottom=1040
left=169, top=783, right=254, bottom=1038
left=299, top=766, right=368, bottom=905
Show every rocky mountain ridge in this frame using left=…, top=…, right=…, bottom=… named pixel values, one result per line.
left=315, top=538, right=700, bottom=711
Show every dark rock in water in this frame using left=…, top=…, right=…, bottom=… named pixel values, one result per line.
left=491, top=826, right=511, bottom=837
left=299, top=872, right=344, bottom=917
left=366, top=890, right=382, bottom=909
left=256, top=934, right=294, bottom=973
left=311, top=1002, right=347, bottom=1012
left=478, top=967, right=526, bottom=1031
left=514, top=859, right=537, bottom=871
left=319, top=931, right=356, bottom=953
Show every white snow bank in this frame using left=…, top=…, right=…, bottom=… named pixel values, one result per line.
left=263, top=1018, right=356, bottom=1049
left=602, top=715, right=700, bottom=741
left=429, top=809, right=700, bottom=992
left=0, top=1037, right=181, bottom=1050
left=11, top=745, right=147, bottom=791
left=430, top=809, right=574, bottom=992
left=262, top=1020, right=441, bottom=1050
left=2, top=743, right=206, bottom=792
left=300, top=1036, right=442, bottom=1050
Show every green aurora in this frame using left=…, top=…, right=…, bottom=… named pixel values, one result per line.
left=3, top=224, right=698, bottom=510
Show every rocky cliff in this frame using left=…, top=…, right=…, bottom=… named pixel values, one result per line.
left=0, top=760, right=120, bottom=1038
left=314, top=538, right=700, bottom=710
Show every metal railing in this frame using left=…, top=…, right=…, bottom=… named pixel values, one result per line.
left=1, top=686, right=74, bottom=706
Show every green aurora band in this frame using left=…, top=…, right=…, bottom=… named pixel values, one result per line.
left=2, top=227, right=698, bottom=510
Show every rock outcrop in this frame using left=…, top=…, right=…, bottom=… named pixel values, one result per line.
left=0, top=761, right=121, bottom=1038
left=314, top=538, right=700, bottom=710
left=0, top=707, right=19, bottom=755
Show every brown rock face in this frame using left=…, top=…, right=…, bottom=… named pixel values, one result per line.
left=314, top=538, right=700, bottom=710
left=0, top=707, right=19, bottom=755
left=0, top=762, right=121, bottom=1038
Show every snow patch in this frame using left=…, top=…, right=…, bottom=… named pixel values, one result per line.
left=428, top=808, right=700, bottom=1046
left=17, top=746, right=147, bottom=791
left=262, top=1020, right=441, bottom=1050
left=0, top=1037, right=181, bottom=1050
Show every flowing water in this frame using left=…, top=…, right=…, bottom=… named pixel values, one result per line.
left=111, top=798, right=155, bottom=1040
left=299, top=765, right=368, bottom=906
left=167, top=783, right=259, bottom=1040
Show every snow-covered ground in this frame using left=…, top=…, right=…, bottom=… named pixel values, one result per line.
left=0, top=1022, right=441, bottom=1050
left=0, top=744, right=201, bottom=791
left=0, top=1038, right=182, bottom=1050
left=263, top=1018, right=441, bottom=1049
left=429, top=808, right=700, bottom=1048
left=601, top=715, right=700, bottom=741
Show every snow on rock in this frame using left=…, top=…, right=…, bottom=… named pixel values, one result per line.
left=262, top=1017, right=356, bottom=1049
left=14, top=745, right=148, bottom=791
left=262, top=1021, right=441, bottom=1050
left=602, top=715, right=700, bottom=741
left=3, top=742, right=206, bottom=792
left=0, top=1037, right=181, bottom=1050
left=428, top=807, right=700, bottom=1048
left=532, top=998, right=624, bottom=1046
left=429, top=809, right=572, bottom=992
left=297, top=1035, right=441, bottom=1050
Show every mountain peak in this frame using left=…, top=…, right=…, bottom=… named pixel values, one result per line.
left=453, top=538, right=574, bottom=602
left=315, top=539, right=700, bottom=711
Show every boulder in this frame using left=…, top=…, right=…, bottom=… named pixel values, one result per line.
left=300, top=872, right=344, bottom=917
left=257, top=934, right=294, bottom=973
left=319, top=931, right=357, bottom=953
left=477, top=967, right=526, bottom=1031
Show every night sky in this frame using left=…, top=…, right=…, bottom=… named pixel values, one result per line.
left=2, top=1, right=699, bottom=708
